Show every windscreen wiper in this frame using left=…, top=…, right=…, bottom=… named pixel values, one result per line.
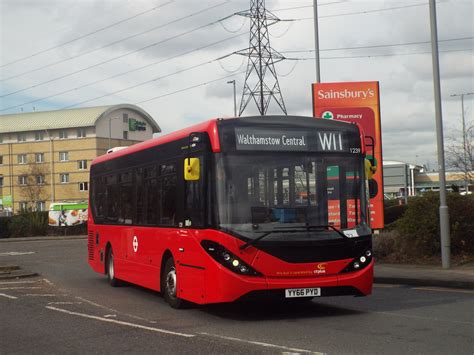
left=273, top=224, right=349, bottom=239
left=239, top=230, right=299, bottom=250
left=239, top=224, right=348, bottom=251
left=305, top=224, right=349, bottom=239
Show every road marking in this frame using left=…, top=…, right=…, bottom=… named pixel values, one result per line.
left=76, top=296, right=154, bottom=323
left=43, top=279, right=55, bottom=286
left=104, top=314, right=117, bottom=318
left=0, top=251, right=36, bottom=256
left=0, top=280, right=38, bottom=285
left=45, top=306, right=195, bottom=338
left=413, top=287, right=474, bottom=294
left=0, top=293, right=18, bottom=299
left=0, top=287, right=41, bottom=290
left=25, top=294, right=57, bottom=297
left=373, top=284, right=402, bottom=288
left=199, top=332, right=322, bottom=354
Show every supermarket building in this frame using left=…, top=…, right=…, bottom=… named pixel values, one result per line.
left=0, top=104, right=160, bottom=213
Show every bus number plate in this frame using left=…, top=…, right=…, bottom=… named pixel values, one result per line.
left=285, top=288, right=321, bottom=298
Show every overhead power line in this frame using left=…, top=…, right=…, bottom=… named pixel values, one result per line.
left=0, top=1, right=228, bottom=82
left=271, top=1, right=346, bottom=12
left=293, top=2, right=438, bottom=21
left=290, top=47, right=473, bottom=61
left=0, top=0, right=174, bottom=69
left=61, top=52, right=235, bottom=109
left=0, top=7, right=235, bottom=99
left=0, top=33, right=246, bottom=112
left=281, top=36, right=474, bottom=54
left=136, top=70, right=246, bottom=105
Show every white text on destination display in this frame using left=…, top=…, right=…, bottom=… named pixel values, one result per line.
left=236, top=134, right=306, bottom=147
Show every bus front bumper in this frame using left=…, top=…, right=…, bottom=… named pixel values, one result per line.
left=200, top=259, right=374, bottom=304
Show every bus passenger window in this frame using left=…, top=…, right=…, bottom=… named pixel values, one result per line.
left=161, top=175, right=177, bottom=225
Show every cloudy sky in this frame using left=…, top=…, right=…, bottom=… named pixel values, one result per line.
left=1, top=0, right=473, bottom=168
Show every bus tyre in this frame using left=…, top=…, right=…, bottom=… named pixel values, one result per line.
left=162, top=258, right=186, bottom=309
left=106, top=247, right=121, bottom=287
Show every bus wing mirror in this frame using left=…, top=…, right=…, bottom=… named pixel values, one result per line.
left=365, top=158, right=376, bottom=180
left=184, top=158, right=200, bottom=181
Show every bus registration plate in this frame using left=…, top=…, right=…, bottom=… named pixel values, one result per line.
left=285, top=287, right=321, bottom=298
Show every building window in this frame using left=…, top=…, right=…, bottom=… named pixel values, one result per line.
left=36, top=201, right=46, bottom=212
left=123, top=113, right=129, bottom=123
left=77, top=160, right=87, bottom=170
left=0, top=176, right=3, bottom=187
left=59, top=130, right=68, bottom=139
left=0, top=156, right=3, bottom=165
left=35, top=132, right=44, bottom=141
left=79, top=182, right=89, bottom=191
left=35, top=153, right=44, bottom=163
left=36, top=175, right=45, bottom=185
left=59, top=151, right=69, bottom=161
left=18, top=154, right=27, bottom=164
left=77, top=128, right=86, bottom=138
left=18, top=175, right=27, bottom=185
left=19, top=202, right=28, bottom=212
left=123, top=131, right=128, bottom=140
left=60, top=173, right=69, bottom=183
left=0, top=134, right=3, bottom=143
left=17, top=133, right=26, bottom=142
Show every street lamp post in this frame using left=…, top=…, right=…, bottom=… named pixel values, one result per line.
left=313, top=0, right=321, bottom=83
left=429, top=0, right=450, bottom=269
left=451, top=92, right=473, bottom=193
left=227, top=80, right=237, bottom=117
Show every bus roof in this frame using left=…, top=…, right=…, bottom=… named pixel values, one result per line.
left=92, top=118, right=220, bottom=166
left=91, top=115, right=360, bottom=166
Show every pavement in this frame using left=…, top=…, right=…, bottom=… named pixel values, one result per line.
left=1, top=235, right=473, bottom=289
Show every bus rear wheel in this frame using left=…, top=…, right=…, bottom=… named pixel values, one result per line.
left=106, top=247, right=121, bottom=287
left=162, top=258, right=186, bottom=309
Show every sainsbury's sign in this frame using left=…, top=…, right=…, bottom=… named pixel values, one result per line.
left=317, top=88, right=375, bottom=101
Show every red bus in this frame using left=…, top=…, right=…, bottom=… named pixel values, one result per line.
left=88, top=116, right=373, bottom=308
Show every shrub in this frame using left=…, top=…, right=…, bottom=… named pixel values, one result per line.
left=8, top=212, right=49, bottom=238
left=0, top=217, right=12, bottom=238
left=383, top=204, right=408, bottom=225
left=393, top=192, right=474, bottom=258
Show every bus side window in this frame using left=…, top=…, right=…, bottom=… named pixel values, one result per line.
left=134, top=168, right=144, bottom=225
left=106, top=174, right=119, bottom=223
left=93, top=176, right=106, bottom=221
left=161, top=174, right=177, bottom=226
left=119, top=171, right=133, bottom=225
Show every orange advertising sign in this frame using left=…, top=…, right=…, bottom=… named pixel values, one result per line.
left=312, top=81, right=384, bottom=229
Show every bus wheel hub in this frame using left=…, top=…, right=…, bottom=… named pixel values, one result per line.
left=166, top=267, right=177, bottom=297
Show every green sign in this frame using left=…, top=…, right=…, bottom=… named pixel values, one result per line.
left=129, top=118, right=147, bottom=132
left=322, top=111, right=334, bottom=119
left=2, top=195, right=12, bottom=207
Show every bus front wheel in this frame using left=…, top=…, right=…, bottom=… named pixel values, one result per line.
left=162, top=258, right=186, bottom=309
left=106, top=247, right=121, bottom=287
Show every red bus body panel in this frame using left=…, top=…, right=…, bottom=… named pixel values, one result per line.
left=88, top=223, right=373, bottom=304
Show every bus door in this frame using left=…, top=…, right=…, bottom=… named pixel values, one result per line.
left=178, top=156, right=206, bottom=301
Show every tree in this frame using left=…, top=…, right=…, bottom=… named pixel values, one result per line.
left=446, top=121, right=473, bottom=191
left=19, top=161, right=50, bottom=212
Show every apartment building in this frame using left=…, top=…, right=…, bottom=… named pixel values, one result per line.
left=0, top=104, right=160, bottom=213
